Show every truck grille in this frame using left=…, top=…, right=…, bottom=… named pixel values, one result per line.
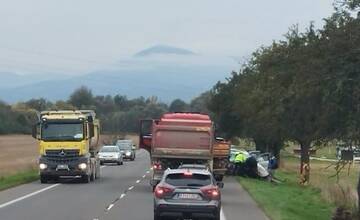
left=45, top=149, right=80, bottom=158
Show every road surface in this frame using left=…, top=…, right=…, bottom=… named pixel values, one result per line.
left=0, top=150, right=268, bottom=220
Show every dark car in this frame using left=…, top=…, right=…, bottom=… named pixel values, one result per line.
left=153, top=168, right=223, bottom=220
left=116, top=140, right=136, bottom=161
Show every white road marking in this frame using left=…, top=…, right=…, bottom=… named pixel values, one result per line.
left=106, top=204, right=114, bottom=211
left=128, top=186, right=134, bottom=191
left=136, top=180, right=141, bottom=183
left=120, top=193, right=126, bottom=199
left=100, top=165, right=106, bottom=169
left=142, top=175, right=146, bottom=178
left=221, top=208, right=227, bottom=220
left=146, top=171, right=150, bottom=174
left=0, top=184, right=60, bottom=209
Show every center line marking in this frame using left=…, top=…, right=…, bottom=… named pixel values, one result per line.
left=142, top=175, right=146, bottom=178
left=128, top=186, right=134, bottom=191
left=106, top=204, right=114, bottom=211
left=120, top=193, right=126, bottom=199
left=0, top=184, right=60, bottom=209
left=146, top=171, right=150, bottom=174
left=136, top=180, right=141, bottom=183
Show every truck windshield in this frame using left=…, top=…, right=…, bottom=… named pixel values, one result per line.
left=41, top=123, right=84, bottom=141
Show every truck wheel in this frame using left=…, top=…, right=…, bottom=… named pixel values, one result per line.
left=40, top=175, right=48, bottom=184
left=82, top=175, right=90, bottom=183
left=95, top=164, right=100, bottom=179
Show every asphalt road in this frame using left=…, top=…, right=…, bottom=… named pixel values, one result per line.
left=0, top=150, right=268, bottom=220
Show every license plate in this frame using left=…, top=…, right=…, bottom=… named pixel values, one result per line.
left=178, top=193, right=199, bottom=200
left=57, top=164, right=69, bottom=170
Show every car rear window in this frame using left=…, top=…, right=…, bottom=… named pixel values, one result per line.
left=165, top=173, right=212, bottom=187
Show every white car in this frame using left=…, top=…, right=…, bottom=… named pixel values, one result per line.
left=99, top=145, right=123, bottom=165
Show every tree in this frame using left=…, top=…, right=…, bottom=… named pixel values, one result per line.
left=169, top=99, right=189, bottom=112
left=68, top=86, right=94, bottom=109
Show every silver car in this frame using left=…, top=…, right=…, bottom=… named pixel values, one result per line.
left=154, top=168, right=223, bottom=220
left=98, top=145, right=123, bottom=165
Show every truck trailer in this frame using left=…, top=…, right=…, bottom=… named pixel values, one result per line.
left=139, top=112, right=230, bottom=188
left=32, top=110, right=101, bottom=183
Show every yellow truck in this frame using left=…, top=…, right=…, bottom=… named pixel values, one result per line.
left=32, top=110, right=101, bottom=183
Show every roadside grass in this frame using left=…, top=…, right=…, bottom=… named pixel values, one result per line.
left=0, top=169, right=38, bottom=191
left=238, top=156, right=358, bottom=220
left=238, top=171, right=336, bottom=220
left=281, top=156, right=358, bottom=210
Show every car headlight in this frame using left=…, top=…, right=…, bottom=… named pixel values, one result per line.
left=39, top=163, right=47, bottom=170
left=78, top=163, right=87, bottom=170
left=125, top=151, right=131, bottom=156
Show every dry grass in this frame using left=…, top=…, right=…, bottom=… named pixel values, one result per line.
left=0, top=134, right=138, bottom=176
left=281, top=156, right=358, bottom=211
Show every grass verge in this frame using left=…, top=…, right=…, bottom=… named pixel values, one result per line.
left=0, top=169, right=38, bottom=191
left=238, top=171, right=336, bottom=220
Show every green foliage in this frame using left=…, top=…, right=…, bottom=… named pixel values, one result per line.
left=169, top=99, right=189, bottom=112
left=0, top=170, right=38, bottom=191
left=209, top=10, right=360, bottom=158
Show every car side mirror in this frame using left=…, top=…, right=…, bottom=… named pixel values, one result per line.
left=217, top=182, right=224, bottom=188
left=32, top=123, right=40, bottom=139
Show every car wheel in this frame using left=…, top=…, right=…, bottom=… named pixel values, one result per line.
left=153, top=212, right=161, bottom=220
left=214, top=209, right=221, bottom=220
left=100, top=161, right=104, bottom=165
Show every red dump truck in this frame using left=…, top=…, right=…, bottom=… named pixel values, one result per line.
left=139, top=112, right=230, bottom=188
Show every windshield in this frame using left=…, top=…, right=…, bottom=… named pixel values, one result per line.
left=165, top=173, right=212, bottom=187
left=41, top=122, right=84, bottom=141
left=117, top=143, right=132, bottom=150
left=100, top=147, right=119, bottom=152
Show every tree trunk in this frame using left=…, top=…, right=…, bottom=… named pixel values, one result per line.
left=300, top=141, right=311, bottom=185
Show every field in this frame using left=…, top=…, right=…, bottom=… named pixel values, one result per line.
left=0, top=134, right=139, bottom=176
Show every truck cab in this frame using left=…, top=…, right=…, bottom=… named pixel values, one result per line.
left=32, top=110, right=100, bottom=183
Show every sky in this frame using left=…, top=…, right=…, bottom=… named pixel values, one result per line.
left=0, top=0, right=335, bottom=75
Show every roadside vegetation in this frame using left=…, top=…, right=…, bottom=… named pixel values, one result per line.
left=239, top=156, right=357, bottom=220
left=209, top=1, right=360, bottom=217
left=0, top=169, right=38, bottom=191
left=0, top=88, right=211, bottom=135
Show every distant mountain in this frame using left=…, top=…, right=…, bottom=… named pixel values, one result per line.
left=134, top=45, right=195, bottom=57
left=0, top=46, right=238, bottom=103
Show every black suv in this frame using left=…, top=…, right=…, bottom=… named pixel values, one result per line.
left=153, top=168, right=223, bottom=220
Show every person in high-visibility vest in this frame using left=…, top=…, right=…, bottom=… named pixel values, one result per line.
left=234, top=152, right=247, bottom=175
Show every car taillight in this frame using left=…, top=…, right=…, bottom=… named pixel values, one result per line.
left=153, top=163, right=162, bottom=170
left=200, top=186, right=220, bottom=200
left=154, top=185, right=174, bottom=199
